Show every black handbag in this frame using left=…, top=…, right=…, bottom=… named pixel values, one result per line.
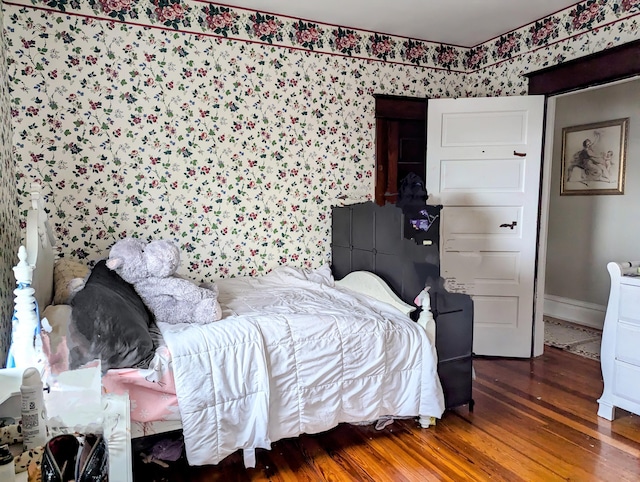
left=41, top=433, right=108, bottom=482
left=76, top=434, right=108, bottom=482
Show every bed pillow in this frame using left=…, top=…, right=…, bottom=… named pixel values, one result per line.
left=53, top=259, right=90, bottom=305
left=270, top=265, right=335, bottom=287
left=68, top=260, right=155, bottom=373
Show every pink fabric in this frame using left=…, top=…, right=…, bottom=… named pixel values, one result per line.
left=102, top=345, right=180, bottom=423
left=41, top=332, right=70, bottom=375
left=41, top=312, right=179, bottom=423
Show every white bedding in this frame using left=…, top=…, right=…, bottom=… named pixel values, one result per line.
left=157, top=266, right=445, bottom=466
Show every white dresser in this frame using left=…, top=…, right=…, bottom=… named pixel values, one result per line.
left=597, top=261, right=640, bottom=420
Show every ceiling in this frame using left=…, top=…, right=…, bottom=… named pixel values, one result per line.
left=219, top=0, right=579, bottom=47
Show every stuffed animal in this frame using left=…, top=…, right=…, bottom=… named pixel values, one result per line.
left=106, top=238, right=222, bottom=325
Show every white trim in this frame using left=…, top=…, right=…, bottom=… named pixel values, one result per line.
left=534, top=95, right=555, bottom=358
left=544, top=294, right=606, bottom=330
left=552, top=75, right=640, bottom=99
left=103, top=394, right=133, bottom=482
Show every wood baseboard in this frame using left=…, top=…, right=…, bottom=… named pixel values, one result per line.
left=544, top=294, right=605, bottom=330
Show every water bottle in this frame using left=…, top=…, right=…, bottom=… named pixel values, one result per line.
left=20, top=367, right=48, bottom=450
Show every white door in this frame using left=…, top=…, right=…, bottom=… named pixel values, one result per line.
left=426, top=96, right=545, bottom=357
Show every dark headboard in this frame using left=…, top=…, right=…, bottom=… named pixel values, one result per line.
left=331, top=201, right=475, bottom=410
left=331, top=201, right=440, bottom=311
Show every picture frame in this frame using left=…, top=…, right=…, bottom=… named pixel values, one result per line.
left=560, top=118, right=629, bottom=195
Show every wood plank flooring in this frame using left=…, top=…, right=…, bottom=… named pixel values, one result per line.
left=133, top=348, right=640, bottom=481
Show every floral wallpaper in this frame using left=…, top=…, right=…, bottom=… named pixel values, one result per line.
left=0, top=4, right=19, bottom=364
left=0, top=0, right=638, bottom=310
left=467, top=0, right=640, bottom=95
left=4, top=2, right=469, bottom=281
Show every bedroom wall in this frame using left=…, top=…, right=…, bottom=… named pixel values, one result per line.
left=0, top=0, right=638, bottom=289
left=465, top=2, right=640, bottom=96
left=0, top=1, right=20, bottom=365
left=3, top=2, right=467, bottom=280
left=545, top=79, right=640, bottom=328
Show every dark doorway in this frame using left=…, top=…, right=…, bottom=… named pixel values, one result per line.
left=374, top=95, right=427, bottom=206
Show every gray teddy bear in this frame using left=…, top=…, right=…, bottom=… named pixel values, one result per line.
left=106, top=237, right=222, bottom=325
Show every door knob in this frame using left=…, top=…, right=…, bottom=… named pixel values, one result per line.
left=499, top=221, right=517, bottom=229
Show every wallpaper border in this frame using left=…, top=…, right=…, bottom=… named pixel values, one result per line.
left=6, top=0, right=640, bottom=73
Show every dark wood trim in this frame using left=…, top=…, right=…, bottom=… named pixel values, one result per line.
left=385, top=121, right=399, bottom=203
left=374, top=95, right=427, bottom=120
left=375, top=120, right=388, bottom=205
left=526, top=40, right=640, bottom=95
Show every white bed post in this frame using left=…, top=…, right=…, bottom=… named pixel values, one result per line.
left=9, top=245, right=41, bottom=370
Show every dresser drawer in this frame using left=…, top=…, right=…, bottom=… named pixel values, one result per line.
left=616, top=321, right=640, bottom=366
left=613, top=360, right=640, bottom=404
left=619, top=284, right=640, bottom=326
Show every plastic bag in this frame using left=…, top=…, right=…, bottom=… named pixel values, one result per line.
left=44, top=362, right=103, bottom=435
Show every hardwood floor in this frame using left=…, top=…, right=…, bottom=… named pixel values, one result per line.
left=133, top=348, right=640, bottom=481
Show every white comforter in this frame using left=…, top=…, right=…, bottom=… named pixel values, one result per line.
left=157, top=266, right=445, bottom=466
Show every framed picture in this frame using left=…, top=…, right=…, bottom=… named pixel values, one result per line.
left=560, top=118, right=629, bottom=195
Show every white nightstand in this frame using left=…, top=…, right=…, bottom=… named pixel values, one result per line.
left=0, top=369, right=31, bottom=482
left=1, top=369, right=132, bottom=481
left=0, top=368, right=24, bottom=421
left=102, top=393, right=133, bottom=482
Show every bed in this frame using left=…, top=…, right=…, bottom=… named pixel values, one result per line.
left=12, top=188, right=466, bottom=470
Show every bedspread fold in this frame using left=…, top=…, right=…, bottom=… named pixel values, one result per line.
left=158, top=318, right=271, bottom=466
left=157, top=266, right=445, bottom=466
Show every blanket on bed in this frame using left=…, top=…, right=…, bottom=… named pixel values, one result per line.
left=157, top=266, right=445, bottom=466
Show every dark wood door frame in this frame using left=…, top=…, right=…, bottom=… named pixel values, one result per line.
left=525, top=39, right=640, bottom=96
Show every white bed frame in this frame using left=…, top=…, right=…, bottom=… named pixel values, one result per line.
left=9, top=186, right=55, bottom=370
left=10, top=187, right=132, bottom=481
left=335, top=270, right=414, bottom=316
left=15, top=186, right=436, bottom=471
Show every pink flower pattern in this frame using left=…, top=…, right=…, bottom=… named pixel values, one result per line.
left=367, top=34, right=395, bottom=61
left=247, top=13, right=283, bottom=43
left=200, top=5, right=239, bottom=37
left=0, top=0, right=637, bottom=359
left=493, top=32, right=522, bottom=60
left=567, top=0, right=607, bottom=33
left=99, top=0, right=133, bottom=15
left=433, top=44, right=460, bottom=70
left=614, top=0, right=639, bottom=13
left=463, top=45, right=489, bottom=71
left=149, top=0, right=191, bottom=28
left=290, top=21, right=323, bottom=50
left=0, top=26, right=20, bottom=362
left=402, top=39, right=429, bottom=65
left=331, top=28, right=361, bottom=55
left=526, top=17, right=560, bottom=48
left=88, top=0, right=138, bottom=20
